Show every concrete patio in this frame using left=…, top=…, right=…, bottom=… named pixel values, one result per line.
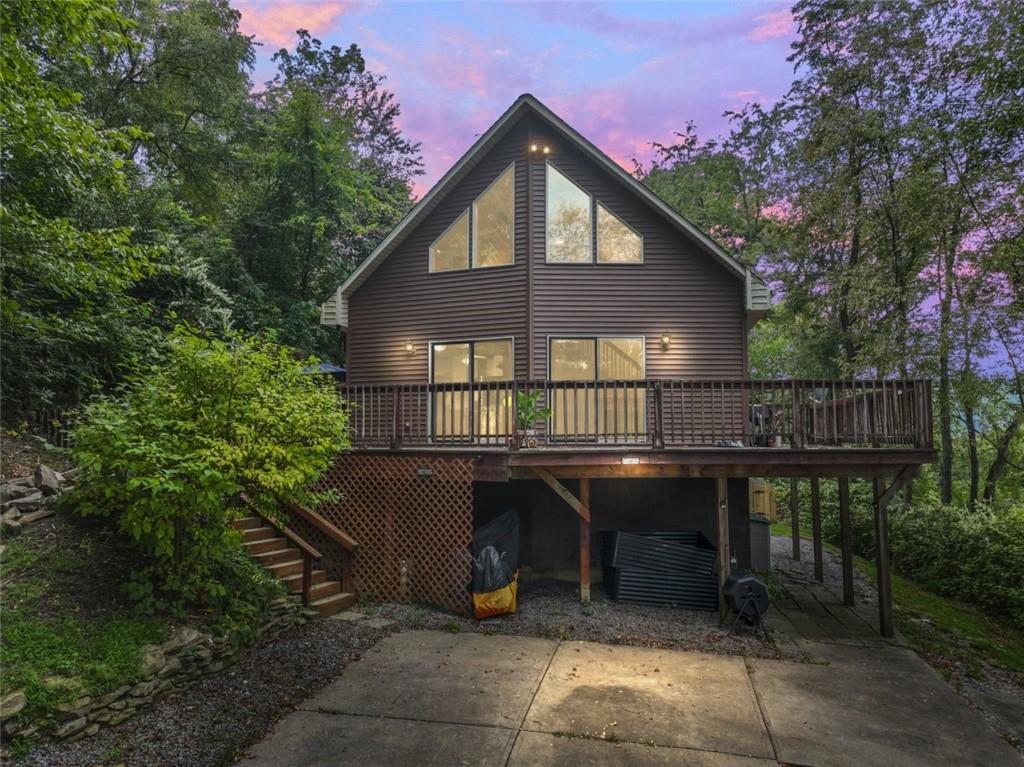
left=237, top=630, right=1019, bottom=767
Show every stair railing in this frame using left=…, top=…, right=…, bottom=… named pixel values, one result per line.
left=281, top=499, right=359, bottom=594
left=253, top=510, right=322, bottom=606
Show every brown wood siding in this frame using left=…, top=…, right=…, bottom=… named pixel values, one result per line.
left=347, top=122, right=530, bottom=383
left=528, top=128, right=745, bottom=380
left=347, top=112, right=745, bottom=384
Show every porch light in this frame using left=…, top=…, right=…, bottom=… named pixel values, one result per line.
left=660, top=332, right=671, bottom=351
left=542, top=146, right=550, bottom=154
left=530, top=143, right=538, bottom=152
left=405, top=339, right=415, bottom=355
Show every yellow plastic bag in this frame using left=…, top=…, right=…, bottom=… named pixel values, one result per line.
left=473, top=572, right=518, bottom=619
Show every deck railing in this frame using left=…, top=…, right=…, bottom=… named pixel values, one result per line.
left=340, top=379, right=933, bottom=451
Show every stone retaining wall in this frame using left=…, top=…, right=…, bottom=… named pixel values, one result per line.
left=1, top=598, right=316, bottom=745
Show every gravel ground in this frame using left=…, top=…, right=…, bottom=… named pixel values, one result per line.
left=362, top=578, right=789, bottom=660
left=10, top=617, right=394, bottom=767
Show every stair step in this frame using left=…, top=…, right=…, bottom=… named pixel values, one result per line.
left=242, top=526, right=277, bottom=543
left=309, top=580, right=342, bottom=600
left=253, top=547, right=302, bottom=566
left=268, top=559, right=305, bottom=578
left=311, top=592, right=356, bottom=617
left=281, top=569, right=328, bottom=593
left=243, top=537, right=288, bottom=555
left=231, top=516, right=263, bottom=531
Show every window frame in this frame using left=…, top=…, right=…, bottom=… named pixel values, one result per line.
left=471, top=162, right=516, bottom=270
left=596, top=201, right=645, bottom=265
left=428, top=208, right=471, bottom=273
left=544, top=160, right=594, bottom=265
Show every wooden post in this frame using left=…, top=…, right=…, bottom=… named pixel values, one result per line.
left=579, top=478, right=591, bottom=603
left=716, top=477, right=730, bottom=618
left=838, top=478, right=854, bottom=606
left=873, top=477, right=894, bottom=638
left=789, top=478, right=801, bottom=561
left=811, top=476, right=823, bottom=582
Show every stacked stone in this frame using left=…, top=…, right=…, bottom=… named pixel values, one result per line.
left=0, top=598, right=317, bottom=745
left=0, top=464, right=75, bottom=534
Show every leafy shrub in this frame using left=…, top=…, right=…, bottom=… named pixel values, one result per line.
left=68, top=328, right=347, bottom=612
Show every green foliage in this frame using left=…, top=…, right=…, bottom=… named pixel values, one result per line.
left=67, top=328, right=348, bottom=609
left=0, top=612, right=167, bottom=723
left=516, top=390, right=552, bottom=430
left=888, top=499, right=1024, bottom=628
left=0, top=0, right=161, bottom=419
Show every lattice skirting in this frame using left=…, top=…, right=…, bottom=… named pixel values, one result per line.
left=300, top=453, right=475, bottom=615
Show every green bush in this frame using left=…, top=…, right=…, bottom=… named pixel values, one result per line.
left=68, top=328, right=348, bottom=612
left=889, top=500, right=1024, bottom=628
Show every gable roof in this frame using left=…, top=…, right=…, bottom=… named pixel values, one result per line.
left=321, top=93, right=770, bottom=327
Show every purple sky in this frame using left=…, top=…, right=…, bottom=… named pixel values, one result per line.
left=235, top=1, right=798, bottom=197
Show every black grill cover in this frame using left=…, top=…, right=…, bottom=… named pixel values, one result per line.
left=470, top=510, right=520, bottom=593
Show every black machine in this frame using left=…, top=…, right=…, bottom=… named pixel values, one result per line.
left=722, top=573, right=771, bottom=637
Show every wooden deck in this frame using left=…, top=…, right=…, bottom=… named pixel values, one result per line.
left=341, top=378, right=935, bottom=480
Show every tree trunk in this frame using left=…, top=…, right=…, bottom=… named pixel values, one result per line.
left=983, top=409, right=1022, bottom=502
left=937, top=215, right=959, bottom=505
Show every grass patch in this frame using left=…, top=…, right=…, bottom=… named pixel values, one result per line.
left=841, top=547, right=1024, bottom=675
left=0, top=519, right=170, bottom=728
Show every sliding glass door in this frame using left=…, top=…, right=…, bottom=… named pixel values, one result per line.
left=549, top=337, right=646, bottom=442
left=431, top=339, right=513, bottom=442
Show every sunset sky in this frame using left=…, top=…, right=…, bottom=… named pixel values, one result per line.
left=235, top=1, right=798, bottom=196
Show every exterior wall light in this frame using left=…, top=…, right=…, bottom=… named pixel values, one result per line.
left=530, top=143, right=538, bottom=152
left=405, top=339, right=415, bottom=355
left=542, top=146, right=550, bottom=154
left=660, top=332, right=671, bottom=351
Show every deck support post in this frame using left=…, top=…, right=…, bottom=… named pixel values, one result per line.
left=789, top=478, right=801, bottom=561
left=873, top=477, right=894, bottom=638
left=838, top=477, right=854, bottom=606
left=579, top=478, right=591, bottom=604
left=716, top=477, right=730, bottom=619
left=811, top=477, right=823, bottom=582
left=533, top=467, right=592, bottom=604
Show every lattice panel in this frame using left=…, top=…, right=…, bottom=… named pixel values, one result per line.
left=311, top=453, right=474, bottom=614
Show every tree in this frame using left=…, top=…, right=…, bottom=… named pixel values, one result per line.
left=223, top=33, right=422, bottom=357
left=0, top=0, right=159, bottom=420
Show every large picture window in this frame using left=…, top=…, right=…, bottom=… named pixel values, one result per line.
left=429, top=210, right=470, bottom=272
left=549, top=337, right=646, bottom=441
left=546, top=163, right=592, bottom=263
left=431, top=338, right=513, bottom=441
left=430, top=164, right=515, bottom=273
left=473, top=164, right=515, bottom=268
left=597, top=203, right=643, bottom=263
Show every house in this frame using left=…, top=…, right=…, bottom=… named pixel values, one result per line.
left=306, top=94, right=933, bottom=635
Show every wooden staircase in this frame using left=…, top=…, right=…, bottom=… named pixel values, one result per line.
left=231, top=515, right=355, bottom=617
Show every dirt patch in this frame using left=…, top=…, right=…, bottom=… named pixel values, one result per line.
left=1, top=431, right=71, bottom=481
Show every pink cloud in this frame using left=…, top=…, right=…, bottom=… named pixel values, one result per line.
left=748, top=9, right=793, bottom=42
left=236, top=1, right=351, bottom=49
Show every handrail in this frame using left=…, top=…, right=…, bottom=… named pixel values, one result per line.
left=284, top=500, right=358, bottom=552
left=252, top=507, right=321, bottom=606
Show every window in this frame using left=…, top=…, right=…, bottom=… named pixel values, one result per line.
left=431, top=339, right=513, bottom=441
left=549, top=337, right=645, bottom=441
left=597, top=203, right=642, bottom=263
left=429, top=209, right=469, bottom=272
left=473, top=164, right=515, bottom=268
left=546, top=163, right=592, bottom=263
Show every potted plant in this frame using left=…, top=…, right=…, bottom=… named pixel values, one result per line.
left=516, top=390, right=551, bottom=449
